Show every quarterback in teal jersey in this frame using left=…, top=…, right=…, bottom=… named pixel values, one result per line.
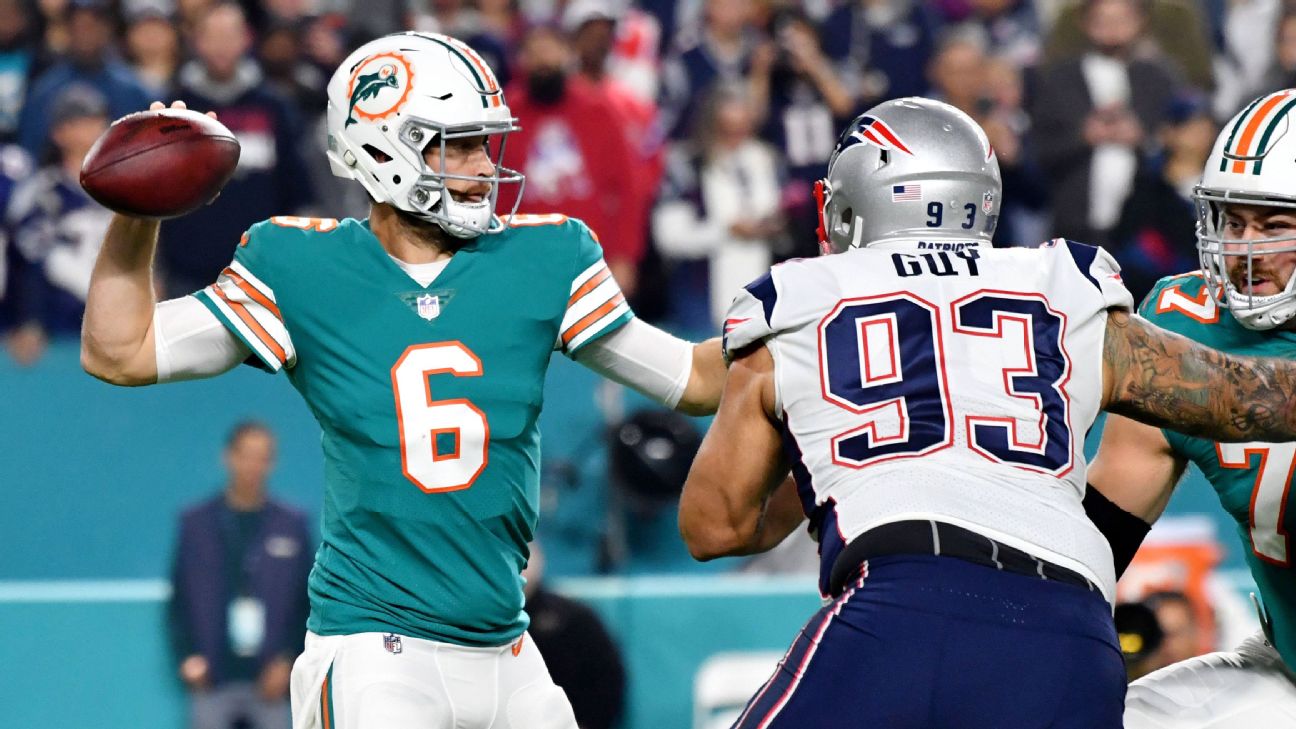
left=80, top=33, right=726, bottom=729
left=1091, top=90, right=1296, bottom=726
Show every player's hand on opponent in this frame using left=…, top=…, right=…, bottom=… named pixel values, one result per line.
left=148, top=100, right=218, bottom=120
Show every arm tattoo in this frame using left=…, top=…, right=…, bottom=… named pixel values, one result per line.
left=1104, top=310, right=1296, bottom=441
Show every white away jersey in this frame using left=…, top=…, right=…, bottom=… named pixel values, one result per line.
left=724, top=239, right=1134, bottom=601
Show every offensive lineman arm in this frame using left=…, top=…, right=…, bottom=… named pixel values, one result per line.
left=678, top=344, right=806, bottom=560
left=1088, top=415, right=1186, bottom=524
left=1100, top=308, right=1296, bottom=443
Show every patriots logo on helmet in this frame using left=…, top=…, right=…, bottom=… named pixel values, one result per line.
left=832, top=115, right=914, bottom=166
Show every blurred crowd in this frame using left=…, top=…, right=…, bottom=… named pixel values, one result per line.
left=1, top=0, right=1294, bottom=363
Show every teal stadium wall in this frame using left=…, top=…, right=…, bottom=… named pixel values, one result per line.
left=0, top=342, right=1251, bottom=728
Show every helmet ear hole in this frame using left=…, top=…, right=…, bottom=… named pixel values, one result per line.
left=393, top=175, right=402, bottom=185
left=362, top=144, right=393, bottom=164
left=840, top=207, right=853, bottom=225
left=877, top=149, right=889, bottom=168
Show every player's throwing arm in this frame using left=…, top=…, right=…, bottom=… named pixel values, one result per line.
left=81, top=101, right=238, bottom=385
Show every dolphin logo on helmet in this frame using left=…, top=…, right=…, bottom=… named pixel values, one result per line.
left=346, top=63, right=400, bottom=127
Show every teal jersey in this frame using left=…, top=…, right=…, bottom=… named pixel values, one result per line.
left=1140, top=271, right=1296, bottom=666
left=193, top=213, right=632, bottom=646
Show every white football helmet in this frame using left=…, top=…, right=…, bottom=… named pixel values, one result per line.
left=1197, top=89, right=1296, bottom=330
left=325, top=32, right=524, bottom=238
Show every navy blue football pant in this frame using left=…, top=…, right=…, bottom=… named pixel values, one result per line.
left=732, top=554, right=1125, bottom=729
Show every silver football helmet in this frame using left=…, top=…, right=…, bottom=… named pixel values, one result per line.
left=325, top=32, right=524, bottom=238
left=1196, top=89, right=1296, bottom=330
left=815, top=98, right=1001, bottom=254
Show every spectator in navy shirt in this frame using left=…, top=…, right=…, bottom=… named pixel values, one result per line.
left=659, top=0, right=760, bottom=141
left=820, top=0, right=939, bottom=108
left=17, top=0, right=149, bottom=158
left=7, top=85, right=107, bottom=365
left=160, top=1, right=314, bottom=297
left=170, top=421, right=312, bottom=729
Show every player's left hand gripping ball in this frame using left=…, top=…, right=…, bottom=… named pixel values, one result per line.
left=79, top=101, right=240, bottom=219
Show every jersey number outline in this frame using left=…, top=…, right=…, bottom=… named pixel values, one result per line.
left=1155, top=277, right=1219, bottom=323
left=391, top=342, right=490, bottom=493
left=818, top=290, right=1072, bottom=475
left=1217, top=442, right=1294, bottom=566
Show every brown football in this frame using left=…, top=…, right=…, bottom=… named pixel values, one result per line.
left=80, top=108, right=240, bottom=219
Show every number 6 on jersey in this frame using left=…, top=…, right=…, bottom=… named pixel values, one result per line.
left=391, top=342, right=490, bottom=492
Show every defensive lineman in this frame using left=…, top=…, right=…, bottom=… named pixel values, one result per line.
left=81, top=33, right=726, bottom=728
left=680, top=97, right=1296, bottom=728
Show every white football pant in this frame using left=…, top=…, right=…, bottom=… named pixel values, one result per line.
left=290, top=631, right=578, bottom=729
left=1125, top=631, right=1296, bottom=728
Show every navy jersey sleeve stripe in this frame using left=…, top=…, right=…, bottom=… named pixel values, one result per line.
left=1062, top=239, right=1103, bottom=294
left=744, top=271, right=778, bottom=325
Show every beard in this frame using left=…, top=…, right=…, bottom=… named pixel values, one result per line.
left=526, top=69, right=568, bottom=106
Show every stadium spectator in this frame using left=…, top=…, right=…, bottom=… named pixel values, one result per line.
left=522, top=542, right=627, bottom=729
left=1213, top=0, right=1282, bottom=118
left=257, top=20, right=325, bottom=114
left=35, top=0, right=70, bottom=58
left=652, top=82, right=784, bottom=330
left=1262, top=12, right=1296, bottom=95
left=977, top=54, right=1049, bottom=246
left=159, top=1, right=314, bottom=297
left=659, top=0, right=760, bottom=141
left=1110, top=94, right=1215, bottom=301
left=1032, top=0, right=1180, bottom=247
left=567, top=0, right=664, bottom=279
left=1142, top=590, right=1208, bottom=672
left=7, top=85, right=105, bottom=365
left=169, top=421, right=312, bottom=729
left=1116, top=601, right=1166, bottom=682
left=1045, top=0, right=1215, bottom=92
left=0, top=139, right=29, bottom=339
left=753, top=9, right=854, bottom=257
left=0, top=0, right=42, bottom=143
left=476, top=0, right=527, bottom=50
left=959, top=0, right=1044, bottom=67
left=819, top=0, right=939, bottom=109
left=124, top=2, right=180, bottom=98
left=503, top=24, right=645, bottom=295
left=17, top=0, right=149, bottom=158
left=564, top=0, right=664, bottom=105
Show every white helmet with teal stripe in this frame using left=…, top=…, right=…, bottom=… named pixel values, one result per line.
left=325, top=32, right=524, bottom=238
left=1197, top=89, right=1296, bottom=329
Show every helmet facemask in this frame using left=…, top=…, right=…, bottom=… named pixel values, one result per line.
left=1195, top=187, right=1296, bottom=330
left=390, top=117, right=525, bottom=239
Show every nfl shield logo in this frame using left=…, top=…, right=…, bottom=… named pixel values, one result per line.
left=383, top=633, right=403, bottom=654
left=982, top=191, right=995, bottom=214
left=416, top=294, right=440, bottom=321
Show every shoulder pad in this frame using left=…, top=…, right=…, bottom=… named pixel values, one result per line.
left=1139, top=271, right=1220, bottom=326
left=722, top=270, right=778, bottom=362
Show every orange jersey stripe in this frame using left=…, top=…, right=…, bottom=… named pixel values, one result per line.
left=321, top=674, right=331, bottom=729
left=567, top=267, right=611, bottom=308
left=562, top=293, right=626, bottom=347
left=222, top=268, right=282, bottom=321
left=212, top=286, right=288, bottom=365
left=1232, top=93, right=1291, bottom=173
